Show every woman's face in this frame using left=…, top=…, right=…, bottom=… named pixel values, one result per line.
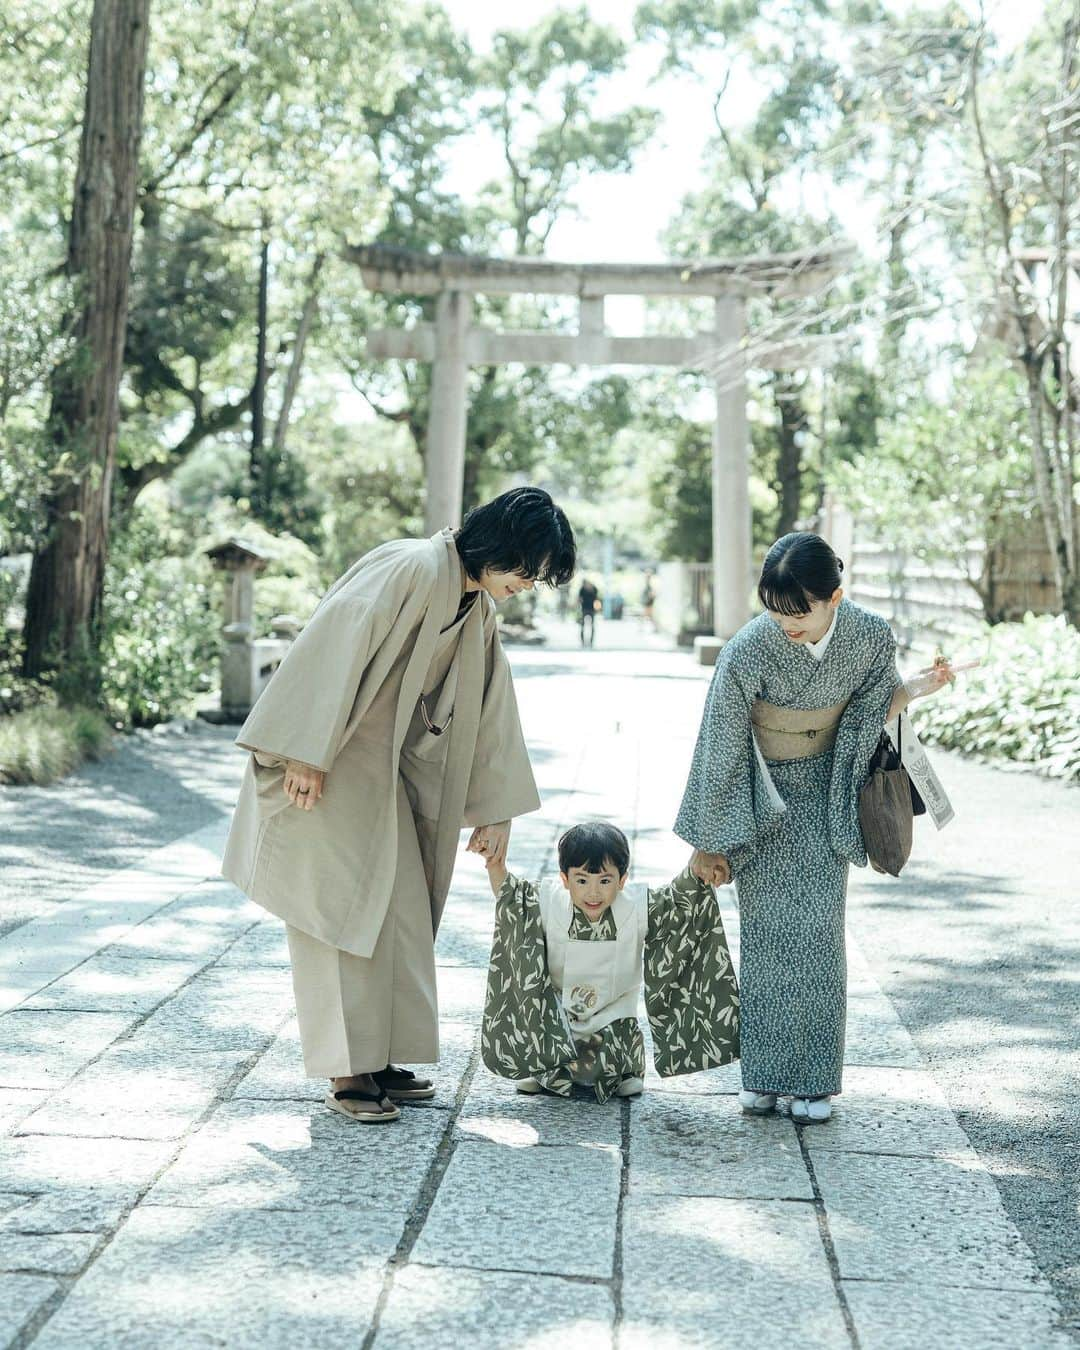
left=478, top=568, right=537, bottom=602
left=767, top=589, right=842, bottom=644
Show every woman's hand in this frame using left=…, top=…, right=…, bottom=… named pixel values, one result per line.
left=283, top=760, right=326, bottom=810
left=690, top=849, right=731, bottom=887
left=467, top=820, right=511, bottom=866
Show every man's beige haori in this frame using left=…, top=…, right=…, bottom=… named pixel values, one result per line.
left=222, top=529, right=540, bottom=959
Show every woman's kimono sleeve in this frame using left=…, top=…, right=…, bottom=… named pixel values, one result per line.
left=480, top=873, right=576, bottom=1091
left=464, top=604, right=541, bottom=827
left=644, top=867, right=740, bottom=1077
left=828, top=618, right=903, bottom=866
left=673, top=637, right=783, bottom=876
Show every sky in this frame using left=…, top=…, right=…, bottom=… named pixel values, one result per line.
left=438, top=0, right=1046, bottom=276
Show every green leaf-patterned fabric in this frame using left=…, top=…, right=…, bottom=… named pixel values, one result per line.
left=481, top=869, right=739, bottom=1102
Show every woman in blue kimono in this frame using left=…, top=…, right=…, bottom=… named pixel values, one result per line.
left=675, top=532, right=955, bottom=1123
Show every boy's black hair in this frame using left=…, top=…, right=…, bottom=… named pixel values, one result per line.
left=757, top=531, right=844, bottom=618
left=558, top=822, right=631, bottom=877
left=455, top=487, right=576, bottom=588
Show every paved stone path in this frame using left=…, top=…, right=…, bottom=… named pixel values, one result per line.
left=0, top=635, right=1075, bottom=1348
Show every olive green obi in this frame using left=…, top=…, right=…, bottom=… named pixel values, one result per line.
left=751, top=698, right=851, bottom=762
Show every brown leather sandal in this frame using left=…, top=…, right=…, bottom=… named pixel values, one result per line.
left=372, top=1065, right=436, bottom=1101
left=323, top=1088, right=401, bottom=1123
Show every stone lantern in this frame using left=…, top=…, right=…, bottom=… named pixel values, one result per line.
left=201, top=538, right=298, bottom=722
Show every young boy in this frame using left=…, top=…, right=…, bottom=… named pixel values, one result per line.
left=474, top=822, right=739, bottom=1102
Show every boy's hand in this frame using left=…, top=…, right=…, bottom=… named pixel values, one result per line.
left=283, top=760, right=325, bottom=810
left=689, top=849, right=731, bottom=887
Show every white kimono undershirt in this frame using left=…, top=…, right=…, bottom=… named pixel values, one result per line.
left=752, top=608, right=839, bottom=813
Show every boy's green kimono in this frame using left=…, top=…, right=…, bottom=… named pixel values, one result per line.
left=481, top=867, right=740, bottom=1103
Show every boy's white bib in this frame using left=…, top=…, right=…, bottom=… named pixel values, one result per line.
left=537, top=880, right=646, bottom=1037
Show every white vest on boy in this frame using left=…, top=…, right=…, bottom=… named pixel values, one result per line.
left=537, top=880, right=647, bottom=1038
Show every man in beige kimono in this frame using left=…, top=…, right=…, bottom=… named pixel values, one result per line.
left=222, top=488, right=576, bottom=1122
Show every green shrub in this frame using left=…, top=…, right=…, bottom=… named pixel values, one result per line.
left=0, top=703, right=112, bottom=785
left=912, top=614, right=1080, bottom=781
left=101, top=516, right=219, bottom=728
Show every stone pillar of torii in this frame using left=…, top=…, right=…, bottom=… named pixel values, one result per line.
left=345, top=243, right=846, bottom=643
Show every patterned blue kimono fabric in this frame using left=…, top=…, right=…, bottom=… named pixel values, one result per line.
left=675, top=599, right=901, bottom=1097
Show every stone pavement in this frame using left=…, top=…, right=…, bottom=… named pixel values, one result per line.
left=0, top=634, right=1075, bottom=1348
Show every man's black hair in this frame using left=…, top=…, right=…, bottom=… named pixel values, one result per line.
left=455, top=487, right=576, bottom=588
left=757, top=531, right=844, bottom=618
left=558, top=822, right=631, bottom=877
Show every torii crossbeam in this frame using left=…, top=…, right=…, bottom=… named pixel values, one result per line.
left=346, top=242, right=848, bottom=640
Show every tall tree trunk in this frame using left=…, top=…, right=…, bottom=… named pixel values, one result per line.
left=22, top=0, right=152, bottom=685
left=270, top=252, right=325, bottom=455
left=249, top=224, right=271, bottom=518
left=773, top=373, right=809, bottom=537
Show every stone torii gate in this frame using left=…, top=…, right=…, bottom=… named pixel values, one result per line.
left=346, top=243, right=845, bottom=641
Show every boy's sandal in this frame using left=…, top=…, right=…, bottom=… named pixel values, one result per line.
left=372, top=1065, right=436, bottom=1101
left=324, top=1089, right=401, bottom=1123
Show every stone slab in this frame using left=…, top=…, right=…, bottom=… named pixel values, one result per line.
left=211, top=921, right=291, bottom=967
left=0, top=1010, right=135, bottom=1090
left=32, top=1205, right=392, bottom=1350
left=0, top=1088, right=48, bottom=1136
left=629, top=1091, right=814, bottom=1200
left=0, top=1229, right=100, bottom=1275
left=844, top=993, right=922, bottom=1069
left=374, top=1264, right=614, bottom=1348
left=0, top=1190, right=131, bottom=1234
left=621, top=1194, right=848, bottom=1348
left=843, top=1280, right=1074, bottom=1350
left=145, top=1098, right=444, bottom=1212
left=436, top=964, right=488, bottom=1023
left=643, top=1059, right=742, bottom=1097
left=459, top=1066, right=624, bottom=1148
left=21, top=954, right=207, bottom=1014
left=0, top=1135, right=174, bottom=1203
left=412, top=1137, right=620, bottom=1278
left=0, top=1273, right=58, bottom=1346
left=104, top=886, right=255, bottom=963
left=808, top=1066, right=975, bottom=1158
left=18, top=1046, right=251, bottom=1140
left=812, top=1150, right=1050, bottom=1292
left=130, top=967, right=293, bottom=1052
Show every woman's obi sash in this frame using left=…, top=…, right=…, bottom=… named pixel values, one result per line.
left=751, top=697, right=851, bottom=762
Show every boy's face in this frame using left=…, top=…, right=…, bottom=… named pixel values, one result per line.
left=560, top=860, right=628, bottom=923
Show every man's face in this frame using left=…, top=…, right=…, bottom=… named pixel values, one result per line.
left=560, top=861, right=628, bottom=923
left=767, top=589, right=842, bottom=644
left=479, top=568, right=537, bottom=602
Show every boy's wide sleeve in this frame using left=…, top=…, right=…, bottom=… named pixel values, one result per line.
left=644, top=867, right=740, bottom=1077
left=481, top=874, right=576, bottom=1084
left=465, top=603, right=541, bottom=826
left=673, top=638, right=781, bottom=877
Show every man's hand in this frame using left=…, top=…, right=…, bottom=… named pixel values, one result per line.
left=283, top=760, right=326, bottom=810
left=467, top=820, right=511, bottom=866
left=689, top=849, right=731, bottom=887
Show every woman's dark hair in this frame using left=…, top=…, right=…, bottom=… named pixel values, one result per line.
left=558, top=822, right=631, bottom=877
left=757, top=532, right=844, bottom=617
left=455, top=487, right=575, bottom=587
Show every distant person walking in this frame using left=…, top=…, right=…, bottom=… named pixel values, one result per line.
left=578, top=577, right=600, bottom=648
left=640, top=572, right=657, bottom=631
